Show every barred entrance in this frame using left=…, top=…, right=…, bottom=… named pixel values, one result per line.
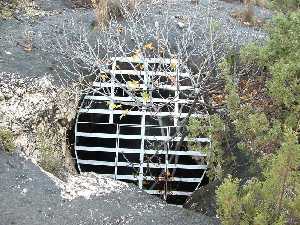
left=75, top=56, right=210, bottom=204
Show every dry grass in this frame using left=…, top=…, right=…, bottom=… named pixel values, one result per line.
left=231, top=0, right=265, bottom=27
left=253, top=0, right=269, bottom=7
left=191, top=0, right=200, bottom=5
left=91, top=0, right=137, bottom=29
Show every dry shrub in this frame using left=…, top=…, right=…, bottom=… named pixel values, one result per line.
left=92, top=0, right=109, bottom=29
left=231, top=0, right=264, bottom=26
left=92, top=0, right=136, bottom=29
left=253, top=0, right=268, bottom=7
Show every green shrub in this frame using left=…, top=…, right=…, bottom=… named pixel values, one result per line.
left=36, top=129, right=63, bottom=176
left=0, top=128, right=15, bottom=153
left=216, top=11, right=300, bottom=225
left=216, top=131, right=300, bottom=225
left=0, top=128, right=16, bottom=152
left=269, top=0, right=300, bottom=13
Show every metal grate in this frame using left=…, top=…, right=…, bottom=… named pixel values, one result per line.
left=75, top=57, right=210, bottom=203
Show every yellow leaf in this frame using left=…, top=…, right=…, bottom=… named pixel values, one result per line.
left=100, top=73, right=109, bottom=81
left=143, top=42, right=154, bottom=50
left=141, top=91, right=151, bottom=103
left=140, top=64, right=144, bottom=70
left=127, top=80, right=140, bottom=90
left=132, top=49, right=142, bottom=61
left=170, top=58, right=177, bottom=70
left=110, top=103, right=122, bottom=110
left=120, top=109, right=129, bottom=119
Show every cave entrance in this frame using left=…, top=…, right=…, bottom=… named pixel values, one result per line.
left=74, top=57, right=210, bottom=205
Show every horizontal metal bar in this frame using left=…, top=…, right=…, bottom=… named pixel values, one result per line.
left=93, top=82, right=194, bottom=91
left=77, top=159, right=207, bottom=169
left=100, top=174, right=204, bottom=182
left=78, top=108, right=207, bottom=118
left=75, top=146, right=207, bottom=157
left=110, top=69, right=190, bottom=77
left=75, top=131, right=211, bottom=143
left=84, top=95, right=198, bottom=104
left=144, top=190, right=193, bottom=196
left=113, top=57, right=179, bottom=65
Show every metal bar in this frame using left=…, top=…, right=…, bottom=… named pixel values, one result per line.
left=93, top=82, right=194, bottom=91
left=113, top=57, right=179, bottom=64
left=75, top=146, right=207, bottom=156
left=144, top=190, right=193, bottom=196
left=114, top=124, right=120, bottom=179
left=78, top=108, right=207, bottom=118
left=100, top=174, right=204, bottom=182
left=77, top=159, right=207, bottom=169
left=75, top=132, right=210, bottom=142
left=84, top=95, right=201, bottom=104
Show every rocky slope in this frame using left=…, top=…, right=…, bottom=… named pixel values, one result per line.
left=0, top=148, right=218, bottom=225
left=0, top=0, right=272, bottom=79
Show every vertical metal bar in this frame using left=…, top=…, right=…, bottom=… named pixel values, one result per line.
left=139, top=59, right=148, bottom=189
left=114, top=124, right=120, bottom=179
left=110, top=59, right=116, bottom=124
left=174, top=59, right=179, bottom=127
left=164, top=126, right=170, bottom=200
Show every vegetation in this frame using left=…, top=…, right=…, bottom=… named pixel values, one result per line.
left=0, top=128, right=15, bottom=153
left=189, top=2, right=300, bottom=223
left=91, top=0, right=135, bottom=29
left=269, top=0, right=300, bottom=13
left=36, top=127, right=64, bottom=177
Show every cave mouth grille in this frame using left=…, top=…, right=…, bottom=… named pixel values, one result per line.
left=75, top=56, right=210, bottom=203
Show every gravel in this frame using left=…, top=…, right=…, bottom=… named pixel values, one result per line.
left=0, top=0, right=272, bottom=79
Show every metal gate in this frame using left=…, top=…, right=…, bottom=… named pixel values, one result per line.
left=75, top=56, right=209, bottom=203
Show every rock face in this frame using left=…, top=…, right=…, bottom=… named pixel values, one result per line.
left=0, top=149, right=218, bottom=225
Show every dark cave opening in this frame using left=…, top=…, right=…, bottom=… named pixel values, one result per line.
left=68, top=58, right=210, bottom=205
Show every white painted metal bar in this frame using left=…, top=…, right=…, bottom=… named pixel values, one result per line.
left=109, top=60, right=116, bottom=123
left=113, top=57, right=179, bottom=65
left=77, top=159, right=207, bottom=169
left=76, top=132, right=210, bottom=142
left=100, top=174, right=203, bottom=182
left=144, top=190, right=193, bottom=196
left=78, top=108, right=207, bottom=118
left=75, top=146, right=207, bottom=157
left=93, top=82, right=194, bottom=91
left=114, top=124, right=120, bottom=179
left=84, top=95, right=200, bottom=104
left=139, top=111, right=146, bottom=189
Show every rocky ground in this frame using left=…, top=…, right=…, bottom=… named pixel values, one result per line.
left=0, top=148, right=218, bottom=225
left=0, top=0, right=272, bottom=80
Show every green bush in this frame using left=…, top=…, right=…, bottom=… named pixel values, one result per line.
left=269, top=0, right=300, bottom=13
left=0, top=128, right=15, bottom=153
left=36, top=129, right=63, bottom=176
left=216, top=131, right=300, bottom=225
left=215, top=10, right=300, bottom=225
